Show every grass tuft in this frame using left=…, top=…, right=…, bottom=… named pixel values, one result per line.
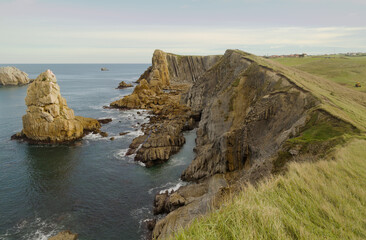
left=174, top=139, right=366, bottom=240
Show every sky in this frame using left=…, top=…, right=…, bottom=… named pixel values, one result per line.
left=0, top=0, right=366, bottom=63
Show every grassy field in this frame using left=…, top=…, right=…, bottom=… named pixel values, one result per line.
left=174, top=139, right=366, bottom=240
left=273, top=55, right=366, bottom=93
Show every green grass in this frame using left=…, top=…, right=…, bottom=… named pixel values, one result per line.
left=232, top=50, right=366, bottom=132
left=273, top=55, right=366, bottom=93
left=174, top=139, right=366, bottom=240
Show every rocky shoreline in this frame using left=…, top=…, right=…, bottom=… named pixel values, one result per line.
left=107, top=49, right=357, bottom=239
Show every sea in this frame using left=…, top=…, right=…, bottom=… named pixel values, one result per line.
left=0, top=64, right=196, bottom=240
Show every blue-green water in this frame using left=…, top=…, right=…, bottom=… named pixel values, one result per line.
left=0, top=64, right=196, bottom=240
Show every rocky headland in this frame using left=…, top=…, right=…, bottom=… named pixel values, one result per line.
left=110, top=49, right=221, bottom=167
left=109, top=49, right=364, bottom=239
left=0, top=66, right=31, bottom=86
left=12, top=69, right=101, bottom=144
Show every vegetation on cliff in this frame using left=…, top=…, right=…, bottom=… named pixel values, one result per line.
left=174, top=138, right=366, bottom=240
left=273, top=55, right=366, bottom=93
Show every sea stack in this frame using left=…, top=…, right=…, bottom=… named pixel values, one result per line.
left=0, top=66, right=30, bottom=86
left=16, top=69, right=101, bottom=143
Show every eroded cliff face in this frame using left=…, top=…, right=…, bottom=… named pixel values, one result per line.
left=15, top=70, right=100, bottom=143
left=151, top=50, right=324, bottom=239
left=136, top=49, right=222, bottom=86
left=182, top=50, right=318, bottom=181
left=110, top=50, right=221, bottom=166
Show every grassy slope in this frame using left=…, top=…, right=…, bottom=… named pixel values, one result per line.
left=238, top=51, right=366, bottom=132
left=171, top=52, right=366, bottom=240
left=273, top=55, right=366, bottom=93
left=174, top=139, right=366, bottom=240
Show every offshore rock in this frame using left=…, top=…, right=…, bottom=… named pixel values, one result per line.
left=48, top=230, right=78, bottom=240
left=17, top=70, right=100, bottom=143
left=116, top=81, right=133, bottom=89
left=0, top=66, right=30, bottom=86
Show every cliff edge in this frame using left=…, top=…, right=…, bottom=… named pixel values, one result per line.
left=140, top=50, right=365, bottom=239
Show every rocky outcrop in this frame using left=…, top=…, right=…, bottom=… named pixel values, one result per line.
left=110, top=50, right=218, bottom=166
left=152, top=175, right=228, bottom=239
left=116, top=81, right=133, bottom=89
left=13, top=70, right=100, bottom=143
left=136, top=49, right=222, bottom=86
left=181, top=50, right=318, bottom=181
left=0, top=66, right=30, bottom=86
left=48, top=230, right=78, bottom=240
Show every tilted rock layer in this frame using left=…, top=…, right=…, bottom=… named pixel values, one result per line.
left=110, top=50, right=221, bottom=166
left=20, top=70, right=100, bottom=143
left=138, top=49, right=361, bottom=239
left=0, top=66, right=30, bottom=86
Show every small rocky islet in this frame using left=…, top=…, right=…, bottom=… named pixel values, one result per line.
left=11, top=69, right=102, bottom=144
left=0, top=66, right=31, bottom=86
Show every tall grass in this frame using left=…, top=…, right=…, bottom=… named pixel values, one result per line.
left=174, top=139, right=366, bottom=240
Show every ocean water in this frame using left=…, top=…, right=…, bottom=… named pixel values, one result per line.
left=0, top=64, right=196, bottom=240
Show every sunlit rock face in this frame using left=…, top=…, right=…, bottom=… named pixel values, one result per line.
left=21, top=69, right=100, bottom=143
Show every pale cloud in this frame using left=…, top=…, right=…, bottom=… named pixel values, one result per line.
left=1, top=25, right=365, bottom=63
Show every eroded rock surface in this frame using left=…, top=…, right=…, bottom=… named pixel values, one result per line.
left=117, top=80, right=133, bottom=89
left=48, top=230, right=78, bottom=240
left=0, top=66, right=30, bottom=86
left=14, top=70, right=100, bottom=143
left=110, top=50, right=220, bottom=166
left=182, top=50, right=318, bottom=181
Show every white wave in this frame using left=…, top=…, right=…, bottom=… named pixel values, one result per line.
left=128, top=129, right=144, bottom=137
left=148, top=179, right=187, bottom=195
left=83, top=133, right=103, bottom=140
left=136, top=161, right=146, bottom=167
left=0, top=217, right=61, bottom=240
left=130, top=207, right=151, bottom=219
left=114, top=148, right=129, bottom=160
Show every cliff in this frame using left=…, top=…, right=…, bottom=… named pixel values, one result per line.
left=110, top=50, right=221, bottom=167
left=145, top=50, right=364, bottom=239
left=13, top=70, right=101, bottom=143
left=0, top=66, right=30, bottom=86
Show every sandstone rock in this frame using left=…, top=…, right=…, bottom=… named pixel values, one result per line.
left=97, top=118, right=112, bottom=124
left=182, top=50, right=318, bottom=181
left=116, top=81, right=133, bottom=89
left=16, top=70, right=100, bottom=143
left=48, top=230, right=78, bottom=240
left=0, top=66, right=30, bottom=86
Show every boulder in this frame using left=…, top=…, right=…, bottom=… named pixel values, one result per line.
left=0, top=66, right=30, bottom=86
left=117, top=81, right=133, bottom=89
left=48, top=230, right=78, bottom=240
left=17, top=69, right=100, bottom=143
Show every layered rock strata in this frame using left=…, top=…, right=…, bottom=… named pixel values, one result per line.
left=110, top=50, right=221, bottom=166
left=13, top=70, right=100, bottom=143
left=148, top=50, right=357, bottom=239
left=0, top=66, right=30, bottom=86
